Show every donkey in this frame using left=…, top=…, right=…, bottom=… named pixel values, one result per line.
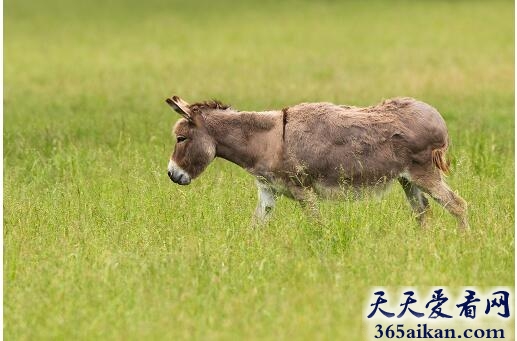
left=165, top=95, right=468, bottom=229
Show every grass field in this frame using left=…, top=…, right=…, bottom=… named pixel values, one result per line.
left=4, top=0, right=515, bottom=339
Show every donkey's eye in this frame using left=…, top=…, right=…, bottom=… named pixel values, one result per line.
left=176, top=136, right=187, bottom=143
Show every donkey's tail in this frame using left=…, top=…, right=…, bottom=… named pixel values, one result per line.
left=432, top=144, right=450, bottom=174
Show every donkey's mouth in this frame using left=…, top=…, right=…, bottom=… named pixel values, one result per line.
left=168, top=171, right=191, bottom=185
left=167, top=160, right=192, bottom=185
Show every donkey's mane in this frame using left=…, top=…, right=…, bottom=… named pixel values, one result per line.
left=189, top=99, right=231, bottom=111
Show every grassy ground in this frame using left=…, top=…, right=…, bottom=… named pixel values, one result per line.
left=4, top=0, right=514, bottom=339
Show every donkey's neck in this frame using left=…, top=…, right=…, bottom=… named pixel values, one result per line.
left=204, top=110, right=284, bottom=175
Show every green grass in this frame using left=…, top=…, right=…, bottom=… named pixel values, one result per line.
left=4, top=0, right=514, bottom=339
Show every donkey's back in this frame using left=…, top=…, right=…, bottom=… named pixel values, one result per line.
left=282, top=98, right=449, bottom=187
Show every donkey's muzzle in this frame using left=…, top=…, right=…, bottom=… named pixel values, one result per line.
left=168, top=160, right=191, bottom=185
left=168, top=170, right=191, bottom=185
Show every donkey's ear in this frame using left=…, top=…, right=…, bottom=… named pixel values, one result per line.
left=165, top=96, right=193, bottom=122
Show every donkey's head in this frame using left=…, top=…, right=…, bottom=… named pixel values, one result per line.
left=165, top=96, right=219, bottom=185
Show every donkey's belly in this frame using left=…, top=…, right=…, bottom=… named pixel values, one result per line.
left=312, top=181, right=394, bottom=201
left=260, top=171, right=398, bottom=201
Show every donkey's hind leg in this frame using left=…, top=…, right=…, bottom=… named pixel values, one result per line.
left=398, top=177, right=430, bottom=226
left=411, top=172, right=468, bottom=229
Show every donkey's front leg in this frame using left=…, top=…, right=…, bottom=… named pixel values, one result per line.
left=253, top=181, right=277, bottom=225
left=289, top=185, right=322, bottom=222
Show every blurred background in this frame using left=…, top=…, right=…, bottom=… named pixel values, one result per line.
left=4, top=0, right=514, bottom=339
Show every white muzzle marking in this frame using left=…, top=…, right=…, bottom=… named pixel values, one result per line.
left=167, top=160, right=191, bottom=185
